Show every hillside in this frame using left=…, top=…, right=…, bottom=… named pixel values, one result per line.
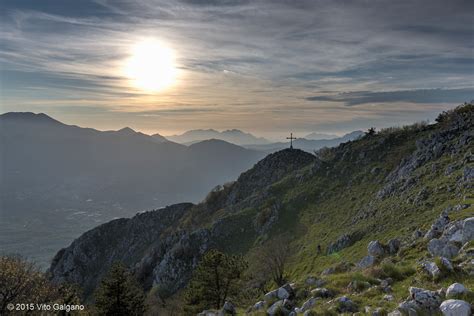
left=0, top=113, right=264, bottom=266
left=49, top=104, right=473, bottom=315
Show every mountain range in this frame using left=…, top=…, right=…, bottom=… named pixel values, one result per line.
left=166, top=129, right=270, bottom=145
left=245, top=130, right=364, bottom=153
left=0, top=113, right=362, bottom=267
left=0, top=112, right=265, bottom=266
left=304, top=132, right=340, bottom=140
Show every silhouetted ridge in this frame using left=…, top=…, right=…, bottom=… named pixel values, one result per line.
left=0, top=112, right=63, bottom=125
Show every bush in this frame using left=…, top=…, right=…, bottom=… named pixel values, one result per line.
left=366, top=262, right=415, bottom=281
left=0, top=255, right=82, bottom=315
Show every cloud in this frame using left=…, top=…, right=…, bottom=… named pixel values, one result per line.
left=0, top=0, right=473, bottom=134
left=306, top=88, right=474, bottom=106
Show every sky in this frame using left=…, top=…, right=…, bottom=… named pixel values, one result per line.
left=0, top=0, right=473, bottom=139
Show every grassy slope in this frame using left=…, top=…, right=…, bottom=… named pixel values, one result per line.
left=160, top=105, right=473, bottom=314
left=255, top=110, right=473, bottom=312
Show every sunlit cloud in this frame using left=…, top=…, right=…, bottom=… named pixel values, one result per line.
left=0, top=0, right=472, bottom=135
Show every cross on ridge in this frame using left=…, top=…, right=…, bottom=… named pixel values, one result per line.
left=286, top=133, right=297, bottom=149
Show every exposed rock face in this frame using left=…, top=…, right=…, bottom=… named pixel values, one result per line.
left=358, top=255, right=376, bottom=269
left=427, top=239, right=459, bottom=258
left=327, top=231, right=363, bottom=254
left=368, top=240, right=385, bottom=258
left=49, top=203, right=193, bottom=297
left=409, top=287, right=443, bottom=312
left=440, top=299, right=472, bottom=316
left=377, top=107, right=473, bottom=199
left=151, top=228, right=214, bottom=293
left=225, top=149, right=316, bottom=207
left=425, top=212, right=450, bottom=240
left=424, top=214, right=474, bottom=260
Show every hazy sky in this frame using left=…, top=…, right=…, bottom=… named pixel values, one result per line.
left=1, top=0, right=473, bottom=138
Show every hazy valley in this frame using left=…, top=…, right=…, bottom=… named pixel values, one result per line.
left=0, top=112, right=360, bottom=267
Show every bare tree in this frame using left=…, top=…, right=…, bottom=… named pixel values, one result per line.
left=254, top=236, right=292, bottom=287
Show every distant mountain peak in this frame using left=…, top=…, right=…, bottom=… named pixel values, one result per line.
left=116, top=127, right=136, bottom=134
left=167, top=128, right=270, bottom=145
left=304, top=132, right=339, bottom=140
left=151, top=132, right=169, bottom=143
left=0, top=112, right=62, bottom=125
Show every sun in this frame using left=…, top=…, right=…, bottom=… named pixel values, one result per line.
left=124, top=39, right=178, bottom=92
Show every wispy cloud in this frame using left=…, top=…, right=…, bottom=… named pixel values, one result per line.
left=0, top=0, right=473, bottom=135
left=306, top=88, right=474, bottom=106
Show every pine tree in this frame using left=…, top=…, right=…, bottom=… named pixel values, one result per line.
left=94, top=263, right=146, bottom=316
left=184, top=249, right=247, bottom=314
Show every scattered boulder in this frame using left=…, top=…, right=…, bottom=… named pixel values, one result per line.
left=311, top=288, right=333, bottom=299
left=427, top=238, right=459, bottom=258
left=440, top=257, right=454, bottom=272
left=264, top=289, right=278, bottom=301
left=267, top=300, right=288, bottom=316
left=425, top=212, right=450, bottom=240
left=368, top=240, right=386, bottom=257
left=409, top=287, right=442, bottom=312
left=446, top=283, right=467, bottom=298
left=462, top=217, right=474, bottom=244
left=420, top=261, right=441, bottom=278
left=358, top=255, right=376, bottom=268
left=348, top=280, right=371, bottom=293
left=252, top=301, right=265, bottom=311
left=443, top=221, right=464, bottom=242
left=388, top=238, right=401, bottom=254
left=384, top=294, right=394, bottom=301
left=220, top=301, right=235, bottom=315
left=305, top=276, right=318, bottom=286
left=296, top=297, right=317, bottom=313
left=277, top=283, right=295, bottom=300
left=305, top=277, right=325, bottom=287
left=398, top=299, right=419, bottom=315
left=335, top=296, right=358, bottom=313
left=440, top=299, right=472, bottom=316
left=412, top=229, right=424, bottom=239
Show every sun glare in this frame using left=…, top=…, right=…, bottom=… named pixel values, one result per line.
left=124, top=39, right=178, bottom=92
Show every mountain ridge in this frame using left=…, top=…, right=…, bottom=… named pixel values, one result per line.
left=49, top=103, right=473, bottom=314
left=0, top=112, right=265, bottom=267
left=166, top=128, right=270, bottom=145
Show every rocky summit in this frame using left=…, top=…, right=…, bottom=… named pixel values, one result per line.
left=49, top=103, right=474, bottom=315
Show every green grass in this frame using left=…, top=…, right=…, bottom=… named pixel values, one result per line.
left=172, top=105, right=474, bottom=313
